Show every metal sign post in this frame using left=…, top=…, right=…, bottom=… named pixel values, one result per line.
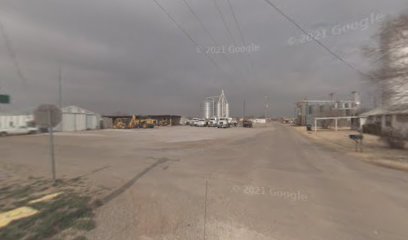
left=48, top=109, right=56, bottom=182
left=34, top=104, right=62, bottom=183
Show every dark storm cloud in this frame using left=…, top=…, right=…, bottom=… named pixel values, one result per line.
left=0, top=0, right=407, bottom=117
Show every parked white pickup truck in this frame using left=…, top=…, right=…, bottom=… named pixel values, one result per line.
left=217, top=118, right=230, bottom=128
left=0, top=126, right=38, bottom=136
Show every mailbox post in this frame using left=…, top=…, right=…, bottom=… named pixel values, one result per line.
left=349, top=134, right=364, bottom=152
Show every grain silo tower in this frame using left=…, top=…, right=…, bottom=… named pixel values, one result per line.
left=201, top=90, right=230, bottom=119
left=216, top=89, right=230, bottom=118
left=201, top=96, right=219, bottom=119
left=201, top=98, right=213, bottom=119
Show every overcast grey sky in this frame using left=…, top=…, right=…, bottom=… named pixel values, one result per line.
left=0, top=0, right=407, bottom=117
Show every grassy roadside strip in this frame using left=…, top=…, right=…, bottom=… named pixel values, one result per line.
left=0, top=178, right=98, bottom=240
left=290, top=125, right=408, bottom=172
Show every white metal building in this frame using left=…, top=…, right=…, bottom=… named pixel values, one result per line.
left=1, top=105, right=101, bottom=132
left=0, top=107, right=36, bottom=128
left=0, top=114, right=34, bottom=128
left=55, top=105, right=101, bottom=132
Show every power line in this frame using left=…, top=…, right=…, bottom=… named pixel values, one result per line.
left=180, top=0, right=239, bottom=73
left=151, top=0, right=225, bottom=73
left=212, top=0, right=237, bottom=45
left=0, top=17, right=27, bottom=83
left=262, top=0, right=374, bottom=80
left=226, top=0, right=246, bottom=46
left=181, top=0, right=218, bottom=45
left=226, top=0, right=259, bottom=81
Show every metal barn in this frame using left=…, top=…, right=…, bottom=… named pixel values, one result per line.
left=55, top=105, right=101, bottom=132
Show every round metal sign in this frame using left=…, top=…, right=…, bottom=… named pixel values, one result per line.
left=34, top=104, right=62, bottom=128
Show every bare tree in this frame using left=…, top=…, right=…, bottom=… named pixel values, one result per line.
left=364, top=14, right=408, bottom=110
left=363, top=15, right=408, bottom=147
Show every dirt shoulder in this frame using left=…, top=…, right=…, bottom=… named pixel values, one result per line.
left=290, top=125, right=408, bottom=172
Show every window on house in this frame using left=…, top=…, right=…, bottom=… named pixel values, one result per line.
left=385, top=115, right=392, bottom=127
left=396, top=114, right=408, bottom=123
left=375, top=116, right=382, bottom=124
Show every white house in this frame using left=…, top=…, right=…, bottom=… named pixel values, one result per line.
left=361, top=106, right=408, bottom=136
left=361, top=15, right=408, bottom=137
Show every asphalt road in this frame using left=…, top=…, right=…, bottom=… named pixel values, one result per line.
left=84, top=124, right=408, bottom=240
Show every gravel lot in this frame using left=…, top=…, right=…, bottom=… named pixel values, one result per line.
left=1, top=124, right=408, bottom=240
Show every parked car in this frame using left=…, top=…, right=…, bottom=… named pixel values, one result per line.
left=229, top=118, right=238, bottom=127
left=208, top=118, right=218, bottom=127
left=242, top=120, right=253, bottom=128
left=189, top=118, right=200, bottom=126
left=0, top=126, right=39, bottom=136
left=195, top=119, right=206, bottom=127
left=217, top=118, right=230, bottom=128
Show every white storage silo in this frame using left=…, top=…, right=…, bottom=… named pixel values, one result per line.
left=201, top=99, right=213, bottom=119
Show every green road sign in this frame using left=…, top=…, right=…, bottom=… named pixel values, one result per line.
left=0, top=94, right=10, bottom=104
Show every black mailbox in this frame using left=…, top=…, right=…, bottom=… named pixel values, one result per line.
left=349, top=134, right=363, bottom=141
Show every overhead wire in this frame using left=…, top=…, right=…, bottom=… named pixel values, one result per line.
left=0, top=17, right=27, bottom=83
left=226, top=0, right=246, bottom=46
left=212, top=0, right=238, bottom=46
left=224, top=0, right=262, bottom=86
left=181, top=0, right=218, bottom=46
left=180, top=0, right=245, bottom=76
left=262, top=0, right=375, bottom=80
left=151, top=0, right=226, bottom=73
left=226, top=0, right=257, bottom=72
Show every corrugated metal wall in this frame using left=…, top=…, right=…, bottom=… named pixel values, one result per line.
left=0, top=115, right=34, bottom=128
left=1, top=106, right=100, bottom=132
left=56, top=106, right=101, bottom=132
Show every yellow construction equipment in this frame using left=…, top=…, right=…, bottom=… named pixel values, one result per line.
left=112, top=116, right=157, bottom=129
left=113, top=118, right=127, bottom=129
left=125, top=115, right=156, bottom=129
left=128, top=115, right=140, bottom=128
left=159, top=119, right=169, bottom=126
left=142, top=119, right=157, bottom=128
